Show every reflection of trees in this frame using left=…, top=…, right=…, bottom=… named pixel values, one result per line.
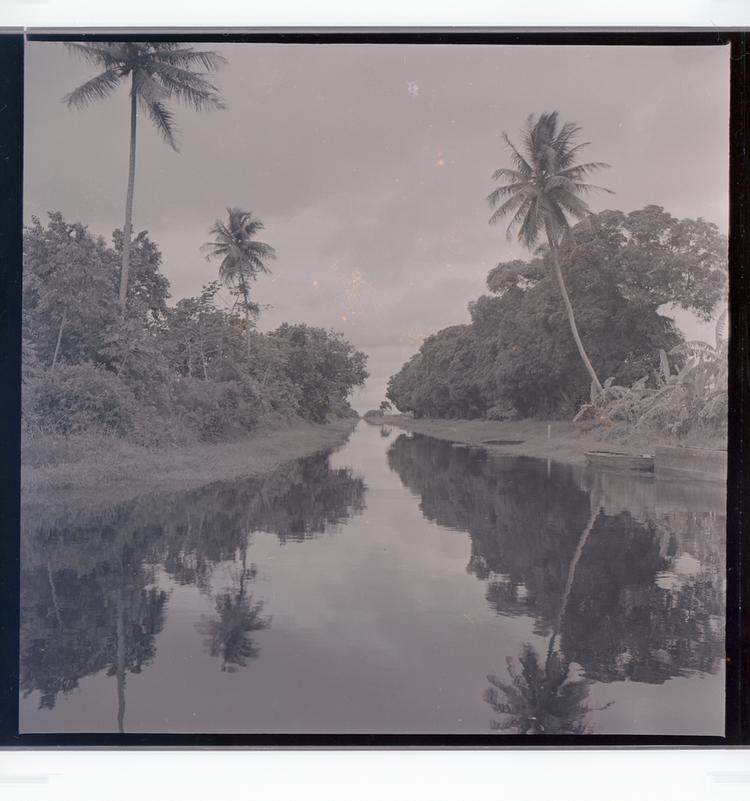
left=21, top=450, right=366, bottom=725
left=387, top=433, right=725, bottom=692
left=20, top=536, right=167, bottom=732
left=197, top=539, right=269, bottom=672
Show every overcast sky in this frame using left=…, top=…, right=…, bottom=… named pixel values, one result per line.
left=25, top=42, right=730, bottom=412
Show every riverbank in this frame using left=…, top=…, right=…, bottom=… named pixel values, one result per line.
left=365, top=414, right=656, bottom=467
left=22, top=417, right=358, bottom=497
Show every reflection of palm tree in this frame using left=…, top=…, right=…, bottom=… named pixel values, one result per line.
left=485, top=644, right=590, bottom=733
left=485, top=504, right=606, bottom=733
left=198, top=536, right=269, bottom=672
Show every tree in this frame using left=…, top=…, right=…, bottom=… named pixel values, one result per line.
left=270, top=324, right=368, bottom=422
left=487, top=111, right=612, bottom=396
left=23, top=213, right=119, bottom=368
left=64, top=42, right=226, bottom=311
left=203, top=207, right=276, bottom=354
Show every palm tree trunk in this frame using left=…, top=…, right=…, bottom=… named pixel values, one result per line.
left=119, top=79, right=138, bottom=312
left=550, top=242, right=603, bottom=397
left=237, top=274, right=252, bottom=357
left=51, top=309, right=66, bottom=369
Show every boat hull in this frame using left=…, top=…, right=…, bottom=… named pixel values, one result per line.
left=584, top=451, right=654, bottom=472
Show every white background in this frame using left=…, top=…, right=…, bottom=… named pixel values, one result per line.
left=2, top=0, right=749, bottom=797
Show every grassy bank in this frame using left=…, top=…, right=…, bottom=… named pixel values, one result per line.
left=365, top=414, right=694, bottom=467
left=23, top=417, right=358, bottom=497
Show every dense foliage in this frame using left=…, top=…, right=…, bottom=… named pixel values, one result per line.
left=574, top=310, right=728, bottom=443
left=23, top=213, right=368, bottom=445
left=387, top=206, right=727, bottom=420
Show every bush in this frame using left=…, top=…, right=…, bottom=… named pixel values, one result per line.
left=172, top=377, right=261, bottom=441
left=574, top=313, right=728, bottom=444
left=23, top=363, right=138, bottom=437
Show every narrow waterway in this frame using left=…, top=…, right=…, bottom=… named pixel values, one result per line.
left=20, top=421, right=726, bottom=735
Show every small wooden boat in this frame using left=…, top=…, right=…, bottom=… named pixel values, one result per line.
left=584, top=450, right=654, bottom=472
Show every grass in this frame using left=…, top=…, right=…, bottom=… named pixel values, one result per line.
left=365, top=413, right=725, bottom=466
left=22, top=418, right=358, bottom=497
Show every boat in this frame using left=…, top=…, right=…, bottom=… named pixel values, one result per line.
left=584, top=450, right=654, bottom=472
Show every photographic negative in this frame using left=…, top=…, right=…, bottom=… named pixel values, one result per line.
left=16, top=35, right=734, bottom=739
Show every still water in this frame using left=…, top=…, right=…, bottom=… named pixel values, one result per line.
left=20, top=422, right=726, bottom=735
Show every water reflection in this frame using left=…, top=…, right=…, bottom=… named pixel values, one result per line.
left=21, top=452, right=366, bottom=730
left=386, top=433, right=726, bottom=733
left=197, top=541, right=269, bottom=673
left=485, top=644, right=596, bottom=734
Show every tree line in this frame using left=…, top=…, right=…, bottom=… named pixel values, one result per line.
left=22, top=212, right=368, bottom=445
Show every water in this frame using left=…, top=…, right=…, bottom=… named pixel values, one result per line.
left=20, top=422, right=726, bottom=735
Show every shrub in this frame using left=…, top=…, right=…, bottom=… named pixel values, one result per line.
left=172, top=377, right=261, bottom=441
left=574, top=311, right=728, bottom=442
left=23, top=363, right=138, bottom=437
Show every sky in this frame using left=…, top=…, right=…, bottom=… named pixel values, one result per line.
left=24, top=42, right=730, bottom=412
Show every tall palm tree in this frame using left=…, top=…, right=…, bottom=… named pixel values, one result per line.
left=487, top=111, right=612, bottom=396
left=203, top=207, right=276, bottom=354
left=64, top=42, right=226, bottom=311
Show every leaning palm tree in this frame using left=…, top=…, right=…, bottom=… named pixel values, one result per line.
left=64, top=42, right=226, bottom=311
left=202, top=207, right=276, bottom=354
left=487, top=111, right=612, bottom=396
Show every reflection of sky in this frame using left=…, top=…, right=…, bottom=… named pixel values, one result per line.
left=25, top=43, right=730, bottom=411
left=20, top=423, right=725, bottom=735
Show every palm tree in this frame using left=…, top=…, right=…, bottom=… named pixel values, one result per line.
left=64, top=42, right=226, bottom=311
left=487, top=111, right=612, bottom=396
left=202, top=207, right=276, bottom=354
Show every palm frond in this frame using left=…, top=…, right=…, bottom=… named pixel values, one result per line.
left=152, top=46, right=228, bottom=72
left=63, top=69, right=122, bottom=108
left=488, top=191, right=526, bottom=228
left=150, top=62, right=226, bottom=111
left=146, top=100, right=179, bottom=150
left=501, top=131, right=533, bottom=176
left=557, top=161, right=611, bottom=180
left=491, top=167, right=524, bottom=183
left=63, top=42, right=124, bottom=68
